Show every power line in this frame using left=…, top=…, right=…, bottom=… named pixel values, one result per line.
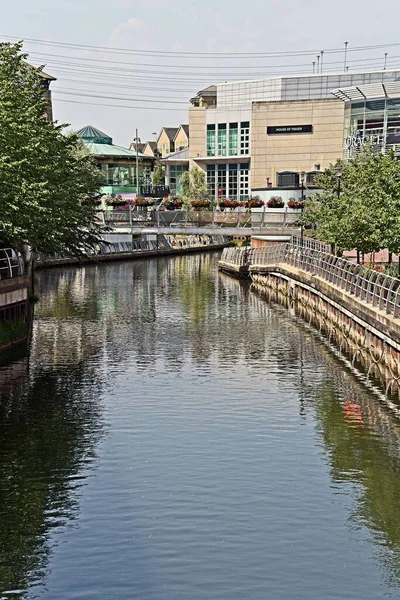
left=26, top=49, right=400, bottom=71
left=4, top=34, right=400, bottom=58
left=53, top=97, right=185, bottom=111
left=56, top=89, right=188, bottom=104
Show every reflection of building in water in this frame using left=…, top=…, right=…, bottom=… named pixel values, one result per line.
left=248, top=285, right=400, bottom=589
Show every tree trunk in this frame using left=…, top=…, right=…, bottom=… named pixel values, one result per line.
left=356, top=249, right=360, bottom=264
left=388, top=252, right=393, bottom=265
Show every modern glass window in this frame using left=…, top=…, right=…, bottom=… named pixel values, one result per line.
left=217, top=164, right=227, bottom=196
left=240, top=121, right=250, bottom=155
left=169, top=164, right=188, bottom=195
left=207, top=164, right=216, bottom=198
left=100, top=164, right=137, bottom=186
left=344, top=97, right=400, bottom=158
left=206, top=163, right=249, bottom=201
left=229, top=123, right=238, bottom=156
left=217, top=124, right=227, bottom=156
left=228, top=164, right=238, bottom=199
left=207, top=124, right=216, bottom=157
left=239, top=163, right=249, bottom=200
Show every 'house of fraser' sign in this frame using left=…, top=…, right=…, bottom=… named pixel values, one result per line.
left=267, top=125, right=313, bottom=134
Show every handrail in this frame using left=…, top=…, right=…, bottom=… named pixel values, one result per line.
left=220, top=238, right=400, bottom=317
left=38, top=235, right=230, bottom=262
left=0, top=248, right=25, bottom=280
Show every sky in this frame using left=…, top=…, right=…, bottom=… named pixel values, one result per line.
left=1, top=0, right=399, bottom=146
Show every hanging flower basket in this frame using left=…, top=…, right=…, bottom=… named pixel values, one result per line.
left=246, top=196, right=264, bottom=208
left=165, top=196, right=183, bottom=210
left=135, top=197, right=156, bottom=207
left=287, top=198, right=305, bottom=209
left=190, top=199, right=211, bottom=210
left=267, top=196, right=284, bottom=208
left=219, top=198, right=240, bottom=209
left=106, top=195, right=126, bottom=208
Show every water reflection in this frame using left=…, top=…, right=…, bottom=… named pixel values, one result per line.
left=2, top=255, right=400, bottom=597
left=0, top=350, right=104, bottom=597
left=250, top=290, right=400, bottom=589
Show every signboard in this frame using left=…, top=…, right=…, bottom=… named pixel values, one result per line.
left=267, top=125, right=313, bottom=135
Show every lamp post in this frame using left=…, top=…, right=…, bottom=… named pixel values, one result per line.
left=131, top=129, right=141, bottom=241
left=133, top=128, right=141, bottom=198
left=300, top=171, right=306, bottom=246
left=336, top=167, right=343, bottom=199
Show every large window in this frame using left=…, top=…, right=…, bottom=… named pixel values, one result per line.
left=229, top=123, right=238, bottom=155
left=206, top=163, right=249, bottom=201
left=217, top=164, right=227, bottom=196
left=240, top=121, right=250, bottom=155
left=344, top=97, right=400, bottom=157
left=218, top=124, right=227, bottom=156
left=169, top=164, right=188, bottom=195
left=239, top=163, right=249, bottom=200
left=207, top=125, right=216, bottom=157
left=100, top=163, right=137, bottom=186
left=207, top=122, right=248, bottom=157
left=229, top=164, right=238, bottom=199
left=207, top=164, right=216, bottom=198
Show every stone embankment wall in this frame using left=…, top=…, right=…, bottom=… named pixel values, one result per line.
left=0, top=274, right=31, bottom=354
left=251, top=265, right=400, bottom=395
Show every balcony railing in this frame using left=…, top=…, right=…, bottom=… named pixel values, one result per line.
left=0, top=248, right=25, bottom=280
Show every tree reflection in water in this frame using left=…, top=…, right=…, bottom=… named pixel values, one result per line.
left=2, top=255, right=400, bottom=595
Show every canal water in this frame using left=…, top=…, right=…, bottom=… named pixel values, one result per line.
left=1, top=253, right=400, bottom=599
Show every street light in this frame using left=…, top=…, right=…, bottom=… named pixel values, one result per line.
left=336, top=167, right=343, bottom=199
left=300, top=171, right=306, bottom=245
left=131, top=129, right=141, bottom=241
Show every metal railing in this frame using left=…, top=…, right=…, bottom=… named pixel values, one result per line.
left=0, top=248, right=25, bottom=280
left=39, top=234, right=230, bottom=263
left=221, top=237, right=400, bottom=317
left=103, top=208, right=301, bottom=230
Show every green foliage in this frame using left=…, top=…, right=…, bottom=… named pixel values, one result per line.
left=0, top=42, right=105, bottom=256
left=152, top=165, right=165, bottom=186
left=304, top=146, right=400, bottom=258
left=180, top=167, right=208, bottom=203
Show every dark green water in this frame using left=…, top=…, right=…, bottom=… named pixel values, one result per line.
left=1, top=253, right=400, bottom=599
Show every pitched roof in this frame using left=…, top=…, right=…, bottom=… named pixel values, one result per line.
left=160, top=147, right=189, bottom=162
left=84, top=142, right=150, bottom=158
left=145, top=141, right=158, bottom=151
left=198, top=85, right=217, bottom=94
left=77, top=125, right=112, bottom=144
left=174, top=124, right=189, bottom=141
left=129, top=142, right=146, bottom=153
left=158, top=127, right=179, bottom=143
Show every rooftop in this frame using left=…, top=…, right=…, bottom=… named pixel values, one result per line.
left=77, top=125, right=149, bottom=158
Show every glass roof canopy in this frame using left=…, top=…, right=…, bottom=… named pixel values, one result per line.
left=331, top=82, right=400, bottom=102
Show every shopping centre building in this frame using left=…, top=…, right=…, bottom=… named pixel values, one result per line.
left=163, top=69, right=400, bottom=202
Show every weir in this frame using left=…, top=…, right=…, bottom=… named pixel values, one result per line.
left=219, top=238, right=400, bottom=394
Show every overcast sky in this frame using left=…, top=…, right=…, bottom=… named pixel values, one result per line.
left=1, top=0, right=398, bottom=146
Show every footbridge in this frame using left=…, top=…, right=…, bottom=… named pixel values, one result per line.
left=100, top=208, right=301, bottom=237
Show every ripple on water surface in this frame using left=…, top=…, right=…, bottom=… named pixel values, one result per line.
left=0, top=255, right=400, bottom=600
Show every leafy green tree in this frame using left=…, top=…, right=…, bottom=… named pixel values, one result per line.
left=180, top=167, right=208, bottom=203
left=305, top=146, right=400, bottom=261
left=152, top=165, right=165, bottom=186
left=0, top=42, right=104, bottom=257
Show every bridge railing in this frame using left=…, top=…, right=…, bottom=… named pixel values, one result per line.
left=222, top=239, right=400, bottom=317
left=0, top=248, right=25, bottom=280
left=104, top=208, right=301, bottom=230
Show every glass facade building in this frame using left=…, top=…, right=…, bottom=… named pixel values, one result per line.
left=333, top=83, right=400, bottom=159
